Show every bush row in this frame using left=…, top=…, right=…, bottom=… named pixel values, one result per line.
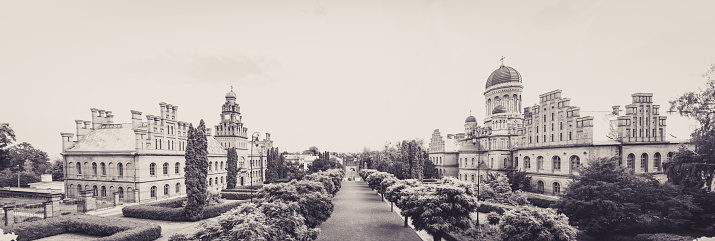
left=122, top=197, right=248, bottom=221
left=3, top=214, right=161, bottom=241
left=172, top=168, right=346, bottom=241
left=220, top=192, right=252, bottom=200
left=527, top=196, right=557, bottom=208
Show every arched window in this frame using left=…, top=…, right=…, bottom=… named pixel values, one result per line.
left=118, top=187, right=124, bottom=199
left=215, top=162, right=218, bottom=171
left=77, top=185, right=82, bottom=195
left=537, top=156, right=544, bottom=170
left=209, top=178, right=213, bottom=186
left=69, top=184, right=74, bottom=197
left=163, top=162, right=169, bottom=175
left=504, top=158, right=508, bottom=168
left=471, top=174, right=475, bottom=183
left=92, top=162, right=97, bottom=175
left=627, top=154, right=635, bottom=170
left=537, top=180, right=544, bottom=193
left=553, top=182, right=561, bottom=194
left=93, top=185, right=98, bottom=197
left=471, top=158, right=475, bottom=166
left=570, top=155, right=580, bottom=173
left=221, top=176, right=224, bottom=184
left=667, top=152, right=674, bottom=162
left=220, top=162, right=224, bottom=171
left=150, top=186, right=157, bottom=198
left=552, top=156, right=561, bottom=170
left=175, top=162, right=180, bottom=174
left=101, top=162, right=106, bottom=175
left=118, top=163, right=123, bottom=177
left=524, top=156, right=531, bottom=169
left=209, top=162, right=212, bottom=171
left=150, top=163, right=156, bottom=176
left=514, top=157, right=519, bottom=168
left=176, top=183, right=181, bottom=193
left=215, top=178, right=218, bottom=185
left=654, top=152, right=661, bottom=171
left=76, top=162, right=82, bottom=174
left=164, top=184, right=169, bottom=196
left=641, top=153, right=649, bottom=171
left=101, top=186, right=106, bottom=198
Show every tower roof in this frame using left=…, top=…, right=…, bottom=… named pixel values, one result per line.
left=465, top=115, right=477, bottom=123
left=225, top=90, right=237, bottom=99
left=486, top=65, right=522, bottom=88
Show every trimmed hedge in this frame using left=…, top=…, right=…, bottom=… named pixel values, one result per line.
left=122, top=198, right=248, bottom=221
left=3, top=214, right=161, bottom=241
left=527, top=196, right=557, bottom=208
left=221, top=192, right=252, bottom=200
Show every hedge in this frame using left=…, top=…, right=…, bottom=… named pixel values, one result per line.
left=221, top=192, right=252, bottom=200
left=477, top=202, right=510, bottom=215
left=3, top=214, right=161, bottom=241
left=527, top=196, right=557, bottom=208
left=122, top=198, right=249, bottom=221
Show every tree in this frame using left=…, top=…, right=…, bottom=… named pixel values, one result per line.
left=403, top=183, right=478, bottom=241
left=422, top=158, right=438, bottom=179
left=554, top=157, right=698, bottom=236
left=303, top=146, right=319, bottom=156
left=478, top=172, right=528, bottom=205
left=2, top=142, right=51, bottom=176
left=0, top=123, right=15, bottom=149
left=499, top=206, right=577, bottom=241
left=185, top=121, right=209, bottom=221
left=50, top=159, right=63, bottom=181
left=257, top=180, right=334, bottom=228
left=307, top=156, right=342, bottom=173
left=226, top=147, right=238, bottom=189
left=505, top=170, right=532, bottom=192
left=667, top=64, right=715, bottom=191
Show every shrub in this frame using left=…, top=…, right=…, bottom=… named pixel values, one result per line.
left=221, top=192, right=252, bottom=200
left=4, top=214, right=161, bottom=241
left=633, top=233, right=692, bottom=241
left=499, top=206, right=577, bottom=241
left=477, top=202, right=509, bottom=215
left=528, top=196, right=557, bottom=208
left=122, top=204, right=187, bottom=221
left=199, top=200, right=248, bottom=219
left=486, top=212, right=500, bottom=225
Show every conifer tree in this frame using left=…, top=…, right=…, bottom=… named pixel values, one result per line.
left=226, top=147, right=238, bottom=189
left=185, top=120, right=209, bottom=220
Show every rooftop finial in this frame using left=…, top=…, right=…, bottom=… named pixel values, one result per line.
left=470, top=110, right=472, bottom=115
left=500, top=56, right=505, bottom=66
left=231, top=85, right=233, bottom=91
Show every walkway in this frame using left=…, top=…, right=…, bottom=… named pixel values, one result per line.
left=317, top=181, right=423, bottom=241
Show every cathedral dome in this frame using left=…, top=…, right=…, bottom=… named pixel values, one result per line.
left=465, top=115, right=477, bottom=123
left=492, top=105, right=507, bottom=114
left=486, top=65, right=521, bottom=88
left=225, top=90, right=236, bottom=99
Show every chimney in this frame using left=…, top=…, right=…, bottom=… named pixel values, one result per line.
left=159, top=102, right=167, bottom=120
left=612, top=105, right=621, bottom=115
left=106, top=111, right=113, bottom=124
left=134, top=129, right=146, bottom=151
left=76, top=120, right=90, bottom=140
left=205, top=128, right=212, bottom=137
left=61, top=133, right=75, bottom=152
left=172, top=105, right=179, bottom=120
left=131, top=110, right=143, bottom=128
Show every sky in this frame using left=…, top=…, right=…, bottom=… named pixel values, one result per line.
left=1, top=0, right=714, bottom=159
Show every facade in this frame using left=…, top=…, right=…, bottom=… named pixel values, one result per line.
left=428, top=63, right=692, bottom=195
left=61, top=89, right=267, bottom=202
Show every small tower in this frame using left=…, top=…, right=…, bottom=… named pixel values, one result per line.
left=215, top=87, right=249, bottom=150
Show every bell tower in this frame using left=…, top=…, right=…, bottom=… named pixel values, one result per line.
left=214, top=87, right=248, bottom=150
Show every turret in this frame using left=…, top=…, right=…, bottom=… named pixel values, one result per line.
left=75, top=120, right=90, bottom=139
left=60, top=133, right=74, bottom=151
left=131, top=110, right=143, bottom=128
left=612, top=105, right=621, bottom=115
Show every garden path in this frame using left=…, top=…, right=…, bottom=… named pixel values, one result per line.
left=316, top=181, right=424, bottom=241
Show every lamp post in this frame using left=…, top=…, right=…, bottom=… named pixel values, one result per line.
left=17, top=164, right=20, bottom=188
left=250, top=131, right=260, bottom=202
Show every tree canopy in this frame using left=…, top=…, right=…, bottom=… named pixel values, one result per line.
left=184, top=121, right=209, bottom=221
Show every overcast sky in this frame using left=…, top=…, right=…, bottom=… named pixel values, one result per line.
left=2, top=0, right=714, bottom=158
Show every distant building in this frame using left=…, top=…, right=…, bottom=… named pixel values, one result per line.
left=429, top=63, right=694, bottom=195
left=282, top=154, right=319, bottom=171
left=61, top=89, right=270, bottom=202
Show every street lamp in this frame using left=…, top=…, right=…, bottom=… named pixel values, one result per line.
left=17, top=164, right=20, bottom=188
left=250, top=131, right=260, bottom=202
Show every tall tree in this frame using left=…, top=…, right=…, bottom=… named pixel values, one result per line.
left=226, top=147, right=238, bottom=189
left=0, top=123, right=15, bottom=149
left=51, top=158, right=64, bottom=181
left=303, top=146, right=320, bottom=156
left=3, top=142, right=50, bottom=175
left=185, top=121, right=209, bottom=220
left=667, top=64, right=715, bottom=191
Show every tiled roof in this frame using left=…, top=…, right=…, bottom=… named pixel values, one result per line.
left=67, top=124, right=136, bottom=152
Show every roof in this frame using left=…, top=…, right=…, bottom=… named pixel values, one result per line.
left=486, top=65, right=522, bottom=88
left=465, top=115, right=477, bottom=123
left=207, top=138, right=227, bottom=155
left=67, top=124, right=136, bottom=152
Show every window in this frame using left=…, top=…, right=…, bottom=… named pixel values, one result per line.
left=560, top=122, right=563, bottom=130
left=221, top=176, right=224, bottom=184
left=176, top=183, right=181, bottom=193
left=163, top=162, right=169, bottom=175
left=77, top=163, right=82, bottom=174
left=118, top=163, right=123, bottom=177
left=150, top=163, right=156, bottom=176
left=504, top=158, right=508, bottom=168
left=471, top=175, right=475, bottom=183
left=101, top=163, right=106, bottom=175
left=151, top=186, right=157, bottom=198
left=472, top=158, right=475, bottom=166
left=93, top=185, right=98, bottom=197
left=209, top=162, right=212, bottom=171
left=570, top=155, right=581, bottom=172
left=515, top=157, right=518, bottom=168
left=569, top=132, right=572, bottom=140
left=553, top=156, right=561, bottom=170
left=525, top=156, right=531, bottom=169
left=101, top=186, right=106, bottom=198
left=560, top=133, right=563, bottom=141
left=536, top=126, right=539, bottom=133
left=118, top=187, right=124, bottom=199
left=215, top=178, right=218, bottom=185
left=627, top=154, right=635, bottom=170
left=537, top=156, right=544, bottom=170
left=175, top=162, right=180, bottom=174
left=537, top=181, right=545, bottom=193
left=220, top=162, right=224, bottom=171
left=553, top=182, right=561, bottom=194
left=654, top=152, right=661, bottom=171
left=209, top=178, right=213, bottom=186
left=92, top=163, right=97, bottom=175
left=641, top=153, right=648, bottom=171
left=215, top=162, right=218, bottom=171
left=164, top=184, right=169, bottom=196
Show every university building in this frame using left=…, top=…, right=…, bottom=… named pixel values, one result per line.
left=428, top=64, right=692, bottom=195
left=60, top=89, right=269, bottom=202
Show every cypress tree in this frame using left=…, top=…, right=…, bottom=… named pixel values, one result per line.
left=226, top=147, right=238, bottom=189
left=185, top=120, right=209, bottom=220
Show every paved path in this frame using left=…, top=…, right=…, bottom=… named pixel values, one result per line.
left=317, top=181, right=423, bottom=241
